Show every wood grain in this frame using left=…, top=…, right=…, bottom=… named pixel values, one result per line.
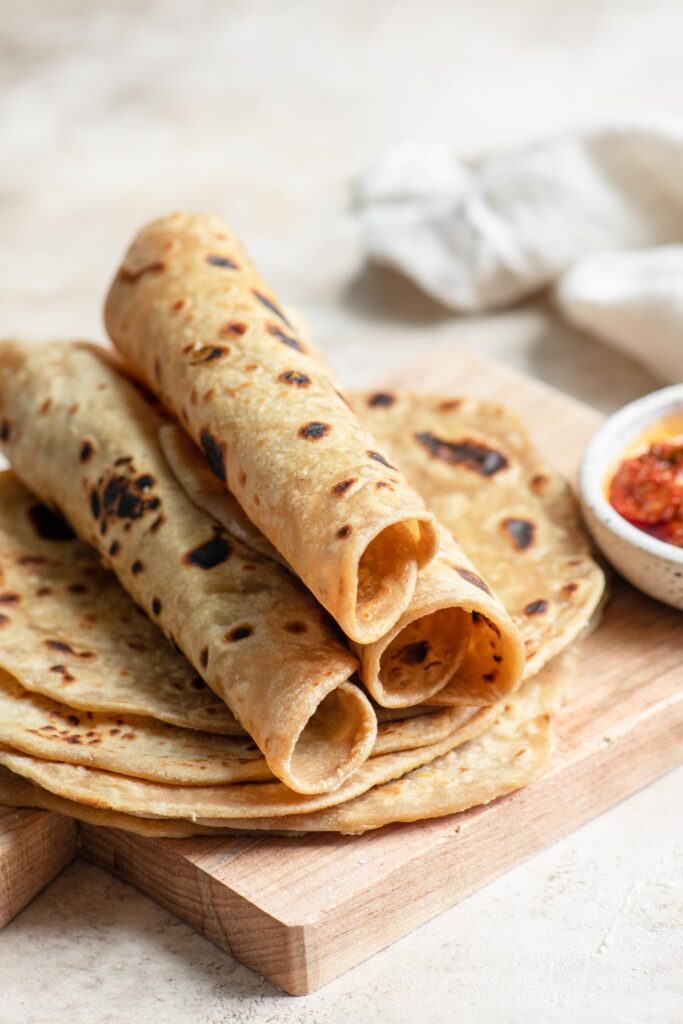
left=3, top=349, right=683, bottom=993
left=0, top=806, right=77, bottom=929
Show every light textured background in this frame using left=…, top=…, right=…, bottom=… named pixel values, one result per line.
left=0, top=2, right=681, bottom=1022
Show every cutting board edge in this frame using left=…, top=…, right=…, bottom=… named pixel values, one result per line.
left=77, top=821, right=311, bottom=993
left=0, top=806, right=79, bottom=929
left=48, top=672, right=683, bottom=995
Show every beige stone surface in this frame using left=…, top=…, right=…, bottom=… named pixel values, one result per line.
left=0, top=1, right=681, bottom=1020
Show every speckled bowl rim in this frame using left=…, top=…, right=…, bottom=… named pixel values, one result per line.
left=579, top=383, right=683, bottom=567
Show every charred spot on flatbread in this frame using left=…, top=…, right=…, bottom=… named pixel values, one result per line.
left=49, top=664, right=74, bottom=681
left=148, top=514, right=165, bottom=534
left=267, top=323, right=304, bottom=352
left=502, top=517, right=536, bottom=551
left=524, top=599, right=549, bottom=615
left=414, top=432, right=508, bottom=476
left=226, top=625, right=253, bottom=642
left=188, top=345, right=230, bottom=365
left=367, top=450, right=397, bottom=470
left=285, top=621, right=307, bottom=634
left=79, top=441, right=94, bottom=463
left=253, top=290, right=293, bottom=328
left=206, top=254, right=239, bottom=269
left=332, top=478, right=356, bottom=496
left=299, top=421, right=330, bottom=440
left=367, top=393, right=395, bottom=408
left=183, top=530, right=232, bottom=570
left=279, top=370, right=311, bottom=388
left=219, top=321, right=247, bottom=338
left=89, top=469, right=160, bottom=526
left=454, top=566, right=493, bottom=596
left=199, top=429, right=227, bottom=482
left=44, top=639, right=95, bottom=659
left=530, top=473, right=551, bottom=493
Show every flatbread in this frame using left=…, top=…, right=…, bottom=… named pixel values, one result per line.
left=158, top=423, right=285, bottom=566
left=0, top=471, right=241, bottom=733
left=0, top=769, right=231, bottom=837
left=354, top=527, right=523, bottom=707
left=356, top=392, right=605, bottom=684
left=0, top=340, right=375, bottom=795
left=0, top=670, right=271, bottom=785
left=372, top=703, right=481, bottom=754
left=0, top=654, right=571, bottom=835
left=0, top=702, right=497, bottom=820
left=190, top=647, right=570, bottom=833
left=0, top=660, right=484, bottom=783
left=104, top=212, right=443, bottom=644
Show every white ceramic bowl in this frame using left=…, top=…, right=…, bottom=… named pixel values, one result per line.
left=579, top=384, right=683, bottom=611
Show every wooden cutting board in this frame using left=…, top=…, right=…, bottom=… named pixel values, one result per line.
left=1, top=349, right=682, bottom=994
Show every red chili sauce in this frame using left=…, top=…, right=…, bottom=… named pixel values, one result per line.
left=608, top=439, right=683, bottom=548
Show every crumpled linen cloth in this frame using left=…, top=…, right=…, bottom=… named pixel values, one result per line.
left=356, top=117, right=683, bottom=382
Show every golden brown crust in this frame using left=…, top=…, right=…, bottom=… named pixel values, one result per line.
left=104, top=213, right=439, bottom=643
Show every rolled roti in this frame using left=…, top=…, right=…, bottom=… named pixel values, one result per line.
left=0, top=339, right=376, bottom=794
left=159, top=421, right=524, bottom=708
left=356, top=391, right=605, bottom=684
left=188, top=650, right=569, bottom=833
left=104, top=213, right=439, bottom=643
left=354, top=528, right=524, bottom=707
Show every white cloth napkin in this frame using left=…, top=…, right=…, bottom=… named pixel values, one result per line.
left=356, top=117, right=683, bottom=382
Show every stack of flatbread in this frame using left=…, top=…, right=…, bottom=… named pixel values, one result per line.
left=0, top=214, right=604, bottom=836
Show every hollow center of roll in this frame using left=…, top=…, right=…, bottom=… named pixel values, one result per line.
left=289, top=687, right=373, bottom=792
left=356, top=522, right=418, bottom=631
left=378, top=607, right=470, bottom=704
